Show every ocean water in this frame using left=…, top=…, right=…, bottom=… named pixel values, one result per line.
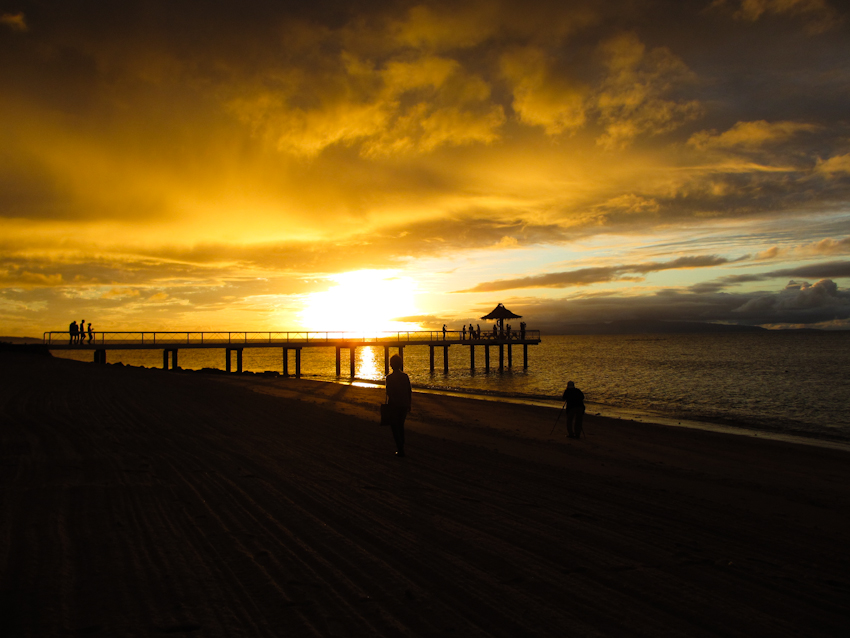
left=52, top=332, right=850, bottom=444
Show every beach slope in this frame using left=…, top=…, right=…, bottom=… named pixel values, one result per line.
left=2, top=353, right=849, bottom=636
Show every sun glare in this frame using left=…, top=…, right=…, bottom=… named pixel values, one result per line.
left=300, top=270, right=421, bottom=333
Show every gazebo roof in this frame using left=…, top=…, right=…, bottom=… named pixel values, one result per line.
left=480, top=303, right=522, bottom=321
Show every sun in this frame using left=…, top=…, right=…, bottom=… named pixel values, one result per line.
left=300, top=270, right=421, bottom=333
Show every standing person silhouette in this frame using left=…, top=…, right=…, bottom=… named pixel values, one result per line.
left=442, top=324, right=447, bottom=341
left=79, top=319, right=85, bottom=345
left=385, top=354, right=412, bottom=457
left=87, top=322, right=94, bottom=343
left=69, top=320, right=78, bottom=345
left=562, top=381, right=586, bottom=438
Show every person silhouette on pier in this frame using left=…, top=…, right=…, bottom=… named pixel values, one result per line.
left=385, top=354, right=412, bottom=457
left=69, top=320, right=78, bottom=345
left=562, top=381, right=586, bottom=438
left=442, top=324, right=447, bottom=341
left=79, top=319, right=85, bottom=344
left=462, top=325, right=467, bottom=340
left=87, top=322, right=94, bottom=343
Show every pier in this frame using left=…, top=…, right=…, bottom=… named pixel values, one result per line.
left=43, top=330, right=542, bottom=377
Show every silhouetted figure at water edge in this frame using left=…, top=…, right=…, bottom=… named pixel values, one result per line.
left=385, top=354, right=412, bottom=457
left=562, top=381, right=586, bottom=439
left=69, top=321, right=78, bottom=345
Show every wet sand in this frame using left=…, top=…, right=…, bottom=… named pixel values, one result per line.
left=2, top=352, right=849, bottom=636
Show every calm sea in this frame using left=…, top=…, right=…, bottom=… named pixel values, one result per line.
left=53, top=332, right=850, bottom=445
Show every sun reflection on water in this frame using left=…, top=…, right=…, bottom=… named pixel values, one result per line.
left=357, top=346, right=381, bottom=379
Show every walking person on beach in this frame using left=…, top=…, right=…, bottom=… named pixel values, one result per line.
left=385, top=354, right=412, bottom=457
left=562, top=381, right=586, bottom=439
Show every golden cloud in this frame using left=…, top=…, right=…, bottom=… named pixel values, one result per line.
left=5, top=271, right=62, bottom=287
left=392, top=4, right=499, bottom=50
left=815, top=153, right=850, bottom=175
left=600, top=194, right=661, bottom=215
left=101, top=288, right=141, bottom=299
left=500, top=46, right=587, bottom=134
left=688, top=120, right=819, bottom=150
left=594, top=34, right=702, bottom=149
left=228, top=52, right=504, bottom=157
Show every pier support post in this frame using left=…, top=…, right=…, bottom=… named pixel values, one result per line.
left=163, top=349, right=178, bottom=370
left=443, top=345, right=449, bottom=374
left=350, top=347, right=356, bottom=378
left=384, top=346, right=390, bottom=375
left=295, top=348, right=301, bottom=378
left=470, top=345, right=475, bottom=370
left=335, top=347, right=341, bottom=377
left=523, top=344, right=528, bottom=368
left=429, top=346, right=435, bottom=372
left=499, top=344, right=504, bottom=371
left=282, top=348, right=289, bottom=376
left=225, top=348, right=232, bottom=373
left=94, top=349, right=106, bottom=364
left=398, top=346, right=404, bottom=369
left=485, top=345, right=490, bottom=371
left=508, top=344, right=512, bottom=369
left=236, top=348, right=242, bottom=373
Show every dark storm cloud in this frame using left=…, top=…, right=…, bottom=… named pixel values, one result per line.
left=689, top=259, right=850, bottom=293
left=511, top=278, right=850, bottom=331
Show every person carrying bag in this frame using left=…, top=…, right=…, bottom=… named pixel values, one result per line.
left=383, top=354, right=412, bottom=456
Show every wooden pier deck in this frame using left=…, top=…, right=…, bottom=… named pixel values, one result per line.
left=43, top=330, right=542, bottom=377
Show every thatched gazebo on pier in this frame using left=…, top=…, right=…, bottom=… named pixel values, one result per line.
left=480, top=303, right=521, bottom=336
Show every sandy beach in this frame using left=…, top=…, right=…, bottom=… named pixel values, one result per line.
left=2, top=351, right=849, bottom=637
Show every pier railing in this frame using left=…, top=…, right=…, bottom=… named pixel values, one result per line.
left=43, top=329, right=541, bottom=347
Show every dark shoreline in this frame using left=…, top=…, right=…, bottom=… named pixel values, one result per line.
left=45, top=342, right=850, bottom=449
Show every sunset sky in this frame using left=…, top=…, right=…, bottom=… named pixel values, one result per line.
left=2, top=0, right=850, bottom=336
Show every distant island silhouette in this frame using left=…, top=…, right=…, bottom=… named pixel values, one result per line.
left=551, top=320, right=824, bottom=335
